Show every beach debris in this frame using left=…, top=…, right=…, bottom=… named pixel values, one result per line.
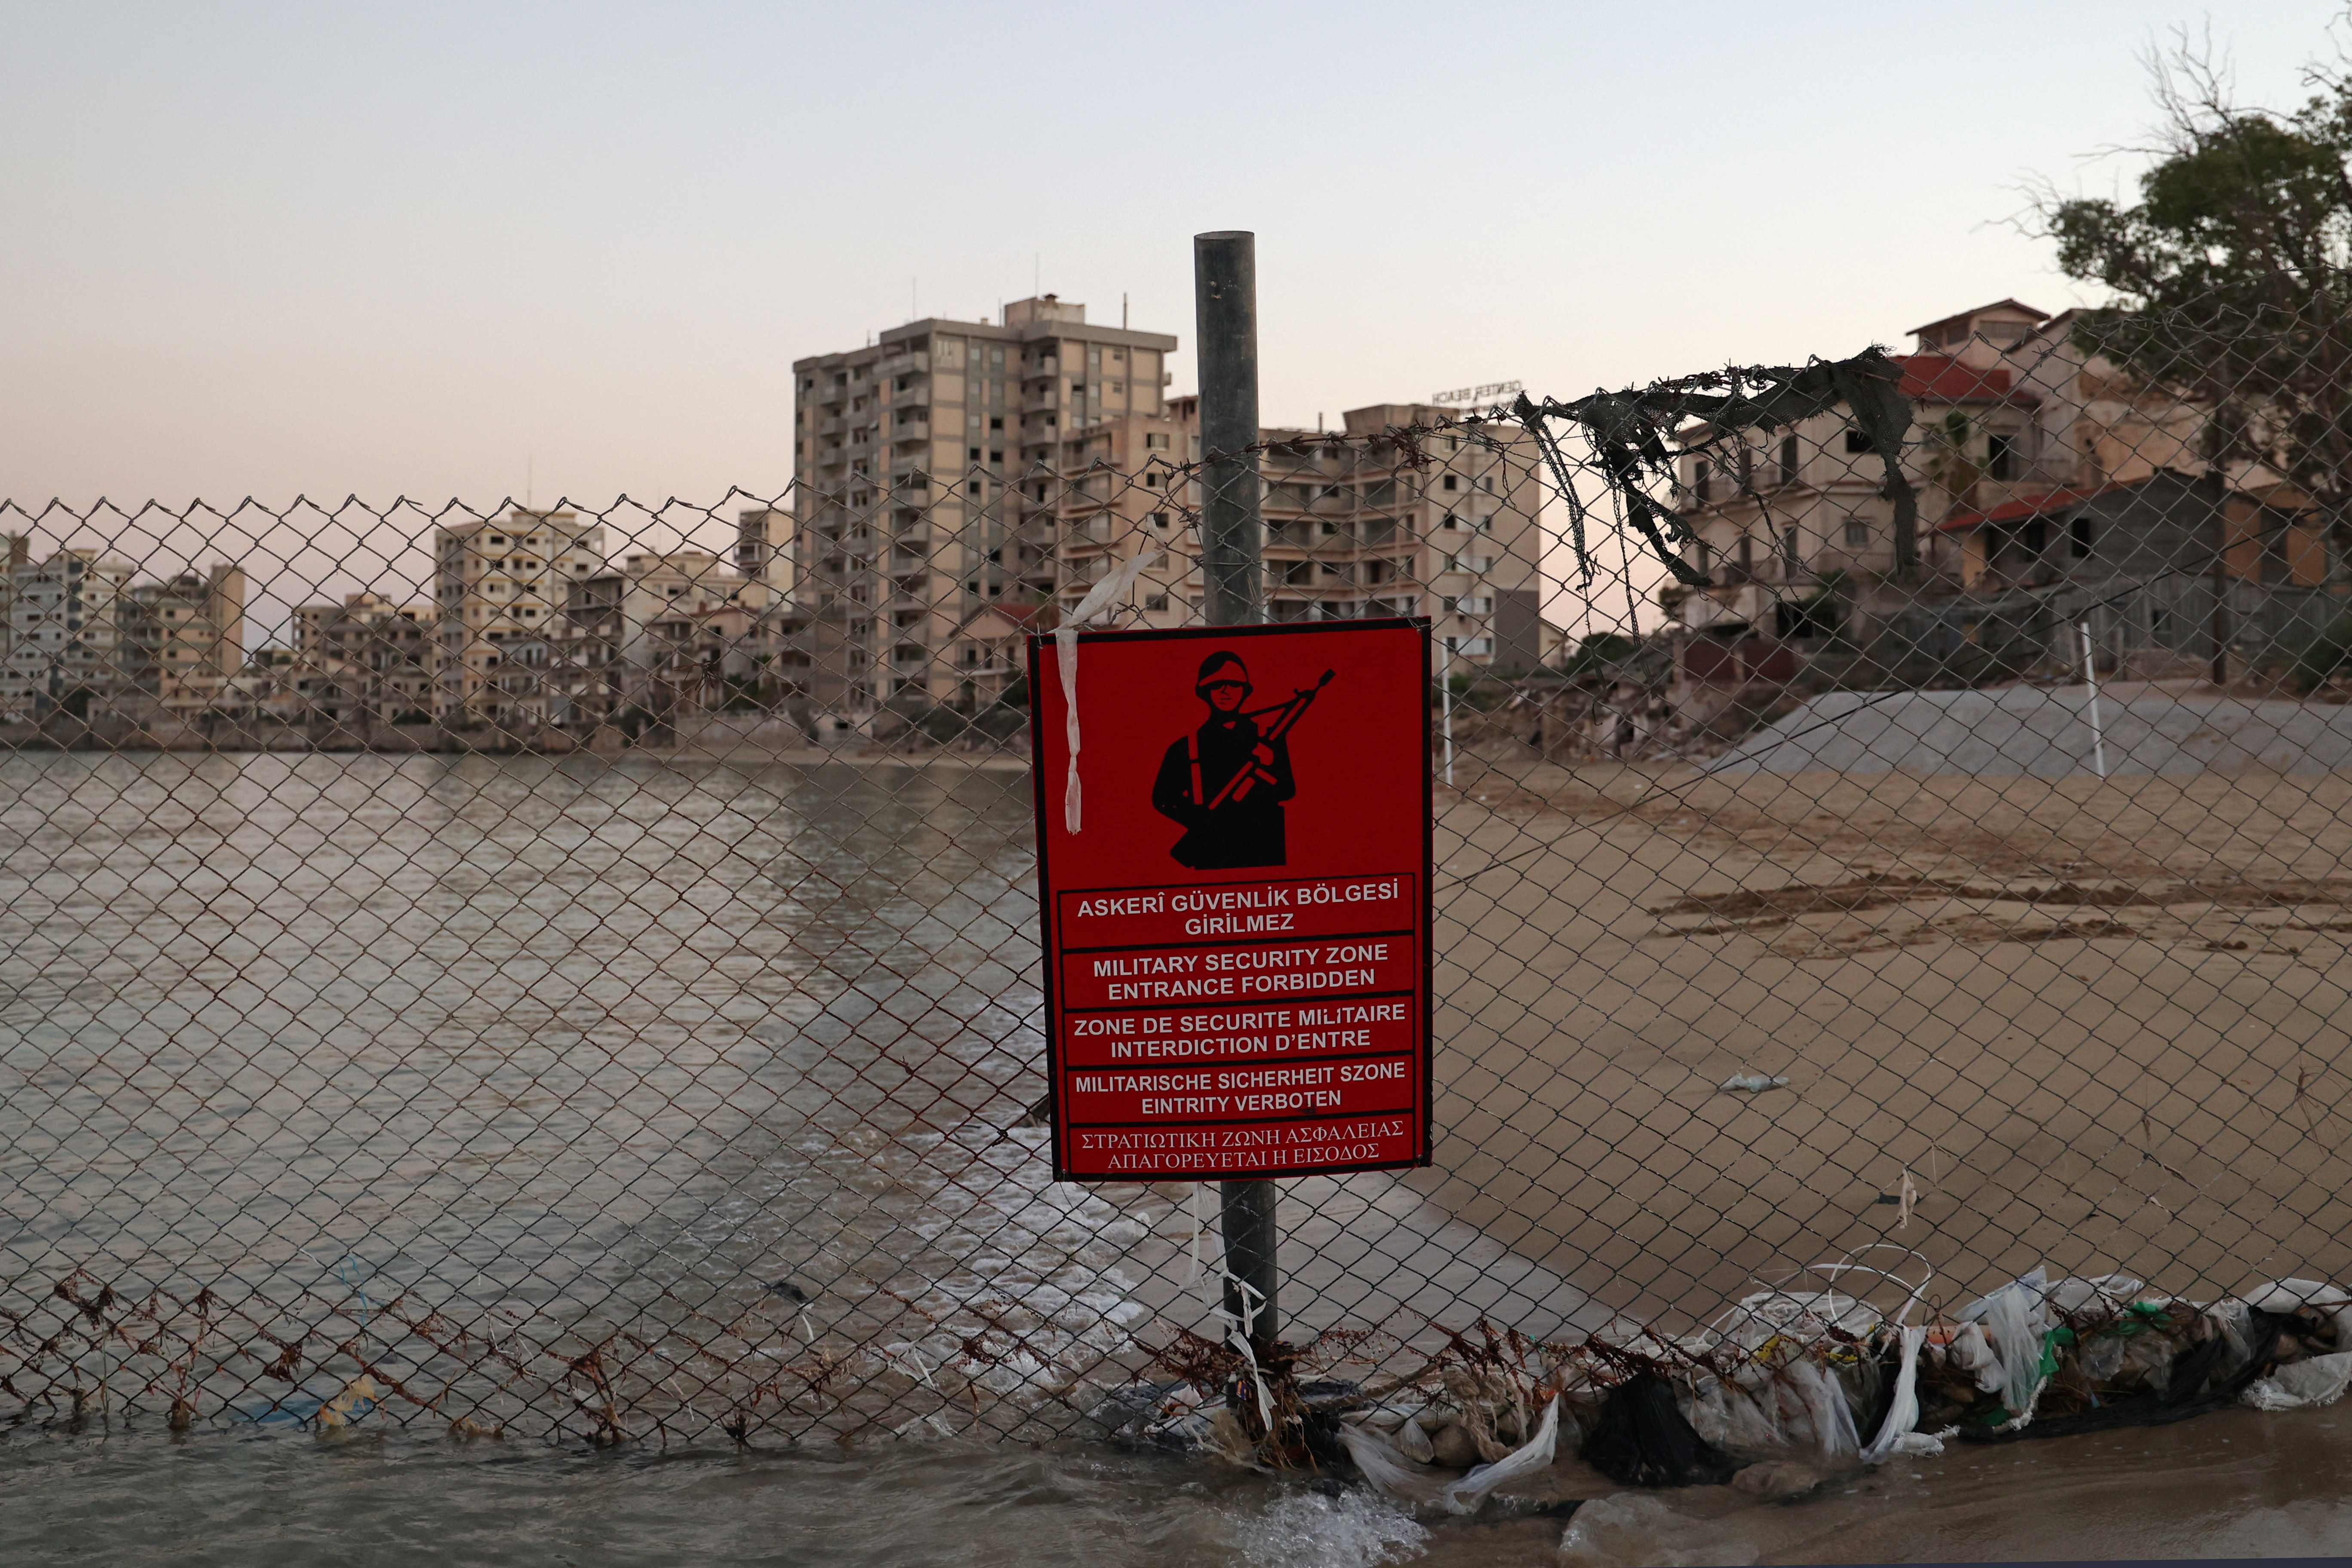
left=1175, top=1251, right=2352, bottom=1504
left=1439, top=1394, right=1562, bottom=1515
left=316, top=1374, right=381, bottom=1431
left=1720, top=1073, right=1790, bottom=1093
left=1581, top=1374, right=1736, bottom=1487
left=1341, top=1394, right=1564, bottom=1515
left=1859, top=1325, right=1925, bottom=1462
left=2243, top=1350, right=2352, bottom=1412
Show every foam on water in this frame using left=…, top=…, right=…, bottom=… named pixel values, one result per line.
left=1226, top=1488, right=1431, bottom=1568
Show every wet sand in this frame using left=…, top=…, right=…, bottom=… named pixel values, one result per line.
left=1414, top=757, right=2352, bottom=1328
left=8, top=1398, right=2349, bottom=1565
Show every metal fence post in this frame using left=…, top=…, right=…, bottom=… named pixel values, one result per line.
left=1194, top=230, right=1277, bottom=1355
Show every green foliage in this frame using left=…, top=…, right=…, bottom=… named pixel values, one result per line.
left=2041, top=32, right=2352, bottom=505
left=2291, top=612, right=2352, bottom=692
left=1926, top=411, right=1982, bottom=505
left=1559, top=632, right=1638, bottom=677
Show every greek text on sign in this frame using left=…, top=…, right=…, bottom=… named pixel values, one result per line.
left=1028, top=619, right=1432, bottom=1180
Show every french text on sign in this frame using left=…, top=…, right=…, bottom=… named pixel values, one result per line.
left=1060, top=998, right=1416, bottom=1067
left=1028, top=619, right=1432, bottom=1180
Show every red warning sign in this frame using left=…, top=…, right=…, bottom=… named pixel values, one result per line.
left=1027, top=619, right=1433, bottom=1181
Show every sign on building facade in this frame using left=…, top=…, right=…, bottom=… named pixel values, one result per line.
left=1028, top=619, right=1433, bottom=1181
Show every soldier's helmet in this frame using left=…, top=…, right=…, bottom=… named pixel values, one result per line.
left=1195, top=650, right=1250, bottom=697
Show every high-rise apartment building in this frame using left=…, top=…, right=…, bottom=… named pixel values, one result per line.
left=1, top=548, right=137, bottom=720
left=293, top=591, right=433, bottom=726
left=0, top=535, right=26, bottom=715
left=432, top=507, right=606, bottom=724
left=735, top=506, right=794, bottom=596
left=552, top=550, right=753, bottom=727
left=125, top=563, right=247, bottom=716
left=791, top=295, right=1177, bottom=712
left=1050, top=398, right=1559, bottom=673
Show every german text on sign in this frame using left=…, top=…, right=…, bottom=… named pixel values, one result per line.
left=1028, top=619, right=1433, bottom=1180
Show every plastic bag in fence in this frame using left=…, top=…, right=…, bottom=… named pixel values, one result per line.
left=1680, top=1380, right=1733, bottom=1451
left=1944, top=1321, right=2003, bottom=1395
left=2243, top=1350, right=2352, bottom=1412
left=1777, top=1358, right=1860, bottom=1461
left=1709, top=1369, right=1787, bottom=1453
left=1960, top=1305, right=2305, bottom=1443
left=2044, top=1274, right=2145, bottom=1318
left=1337, top=1395, right=1564, bottom=1516
left=1581, top=1374, right=1738, bottom=1488
left=1715, top=1288, right=1880, bottom=1354
left=2242, top=1279, right=2352, bottom=1353
left=1337, top=1422, right=1455, bottom=1508
left=1860, top=1326, right=1926, bottom=1464
left=1960, top=1271, right=2051, bottom=1418
left=1440, top=1395, right=1564, bottom=1516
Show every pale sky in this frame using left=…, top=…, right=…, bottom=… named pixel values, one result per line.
left=2, top=1, right=2343, bottom=635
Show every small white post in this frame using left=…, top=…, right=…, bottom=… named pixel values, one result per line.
left=2078, top=619, right=2108, bottom=780
left=1441, top=637, right=1456, bottom=786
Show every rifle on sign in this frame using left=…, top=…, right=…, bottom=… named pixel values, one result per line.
left=1207, top=669, right=1334, bottom=809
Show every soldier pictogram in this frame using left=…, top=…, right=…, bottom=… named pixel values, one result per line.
left=1149, top=652, right=1331, bottom=870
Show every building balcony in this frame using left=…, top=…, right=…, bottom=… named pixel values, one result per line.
left=878, top=350, right=930, bottom=379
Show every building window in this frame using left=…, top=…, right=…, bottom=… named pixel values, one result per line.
left=1694, top=458, right=1714, bottom=505
left=1144, top=593, right=1169, bottom=611
left=1779, top=433, right=1800, bottom=486
left=1148, top=512, right=1170, bottom=529
left=2069, top=513, right=2094, bottom=559
left=1987, top=432, right=2018, bottom=482
left=1844, top=429, right=1874, bottom=454
left=1442, top=475, right=1459, bottom=491
left=1843, top=517, right=1869, bottom=549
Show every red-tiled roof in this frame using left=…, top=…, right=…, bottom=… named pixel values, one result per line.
left=1908, top=299, right=2051, bottom=337
left=1898, top=355, right=2037, bottom=405
left=1935, top=475, right=2155, bottom=532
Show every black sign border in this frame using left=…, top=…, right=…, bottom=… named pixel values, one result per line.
left=1026, top=616, right=1435, bottom=1182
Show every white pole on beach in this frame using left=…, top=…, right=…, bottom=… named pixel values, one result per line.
left=1441, top=637, right=1456, bottom=786
left=2078, top=619, right=2108, bottom=780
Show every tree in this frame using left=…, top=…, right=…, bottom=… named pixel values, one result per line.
left=2037, top=27, right=2352, bottom=524
left=1924, top=411, right=1984, bottom=511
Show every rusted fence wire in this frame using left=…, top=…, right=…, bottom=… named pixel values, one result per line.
left=8, top=288, right=2352, bottom=1465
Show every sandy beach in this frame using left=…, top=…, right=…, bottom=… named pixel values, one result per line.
left=1409, top=755, right=2352, bottom=1330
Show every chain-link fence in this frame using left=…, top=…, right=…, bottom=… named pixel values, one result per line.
left=7, top=279, right=2352, bottom=1463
